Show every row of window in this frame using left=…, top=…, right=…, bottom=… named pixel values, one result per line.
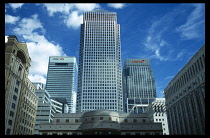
left=82, top=100, right=117, bottom=103
left=167, top=88, right=205, bottom=134
left=165, top=53, right=205, bottom=99
left=54, top=118, right=147, bottom=124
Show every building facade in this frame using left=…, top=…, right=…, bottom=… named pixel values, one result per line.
left=122, top=59, right=156, bottom=113
left=164, top=44, right=205, bottom=135
left=33, top=83, right=57, bottom=135
left=38, top=110, right=163, bottom=135
left=143, top=98, right=169, bottom=135
left=76, top=9, right=123, bottom=112
left=5, top=35, right=38, bottom=135
left=45, top=56, right=77, bottom=113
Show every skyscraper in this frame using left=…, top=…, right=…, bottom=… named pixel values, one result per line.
left=123, top=59, right=156, bottom=113
left=76, top=9, right=123, bottom=113
left=45, top=56, right=77, bottom=113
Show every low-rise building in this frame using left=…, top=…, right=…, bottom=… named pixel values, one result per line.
left=38, top=110, right=163, bottom=135
left=143, top=98, right=169, bottom=135
left=33, top=82, right=65, bottom=135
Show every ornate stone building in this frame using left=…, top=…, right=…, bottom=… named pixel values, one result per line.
left=5, top=35, right=38, bottom=135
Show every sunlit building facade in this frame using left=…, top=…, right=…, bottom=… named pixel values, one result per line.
left=76, top=9, right=123, bottom=112
left=123, top=59, right=156, bottom=113
left=45, top=56, right=77, bottom=113
left=5, top=35, right=38, bottom=135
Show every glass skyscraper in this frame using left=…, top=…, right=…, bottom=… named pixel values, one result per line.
left=45, top=56, right=77, bottom=113
left=76, top=9, right=123, bottom=113
left=123, top=59, right=156, bottom=113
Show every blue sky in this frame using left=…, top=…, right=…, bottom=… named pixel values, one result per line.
left=5, top=3, right=205, bottom=98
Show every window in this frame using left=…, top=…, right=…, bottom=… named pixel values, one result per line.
left=66, top=119, right=69, bottom=123
left=6, top=129, right=11, bottom=135
left=16, top=80, right=20, bottom=86
left=100, top=117, right=103, bottom=120
left=75, top=119, right=78, bottom=123
left=91, top=117, right=94, bottom=121
left=109, top=117, right=112, bottom=121
left=142, top=119, right=146, bottom=123
left=133, top=119, right=137, bottom=123
left=10, top=111, right=14, bottom=117
left=8, top=120, right=12, bottom=125
left=11, top=103, right=15, bottom=109
left=13, top=95, right=17, bottom=101
left=124, top=119, right=128, bottom=123
left=56, top=119, right=60, bottom=123
left=14, top=88, right=18, bottom=93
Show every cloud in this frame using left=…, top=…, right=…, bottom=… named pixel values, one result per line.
left=164, top=76, right=174, bottom=80
left=9, top=3, right=24, bottom=10
left=107, top=3, right=126, bottom=9
left=5, top=14, right=20, bottom=24
left=64, top=11, right=83, bottom=29
left=43, top=3, right=73, bottom=16
left=174, top=50, right=186, bottom=61
left=176, top=4, right=205, bottom=40
left=13, top=14, right=45, bottom=36
left=42, top=3, right=100, bottom=29
left=74, top=3, right=100, bottom=12
left=28, top=74, right=46, bottom=84
left=12, top=14, right=65, bottom=80
left=142, top=4, right=205, bottom=61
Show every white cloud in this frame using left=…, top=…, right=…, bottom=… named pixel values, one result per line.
left=142, top=4, right=200, bottom=61
left=64, top=11, right=83, bottom=29
left=28, top=74, right=46, bottom=84
left=9, top=3, right=24, bottom=10
left=74, top=3, right=100, bottom=12
left=42, top=3, right=100, bottom=29
left=13, top=14, right=45, bottom=36
left=176, top=4, right=205, bottom=40
left=107, top=3, right=126, bottom=9
left=43, top=3, right=73, bottom=16
left=12, top=14, right=65, bottom=78
left=5, top=14, right=20, bottom=24
left=174, top=50, right=185, bottom=61
left=164, top=75, right=174, bottom=80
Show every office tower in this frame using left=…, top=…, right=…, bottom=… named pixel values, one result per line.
left=123, top=59, right=156, bottom=113
left=5, top=35, right=38, bottom=135
left=164, top=44, right=205, bottom=135
left=45, top=56, right=77, bottom=113
left=76, top=9, right=123, bottom=113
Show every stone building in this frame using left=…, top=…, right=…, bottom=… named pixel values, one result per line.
left=5, top=35, right=38, bottom=135
left=38, top=110, right=163, bottom=135
left=164, top=44, right=205, bottom=135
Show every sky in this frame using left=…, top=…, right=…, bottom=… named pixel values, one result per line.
left=5, top=3, right=205, bottom=98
